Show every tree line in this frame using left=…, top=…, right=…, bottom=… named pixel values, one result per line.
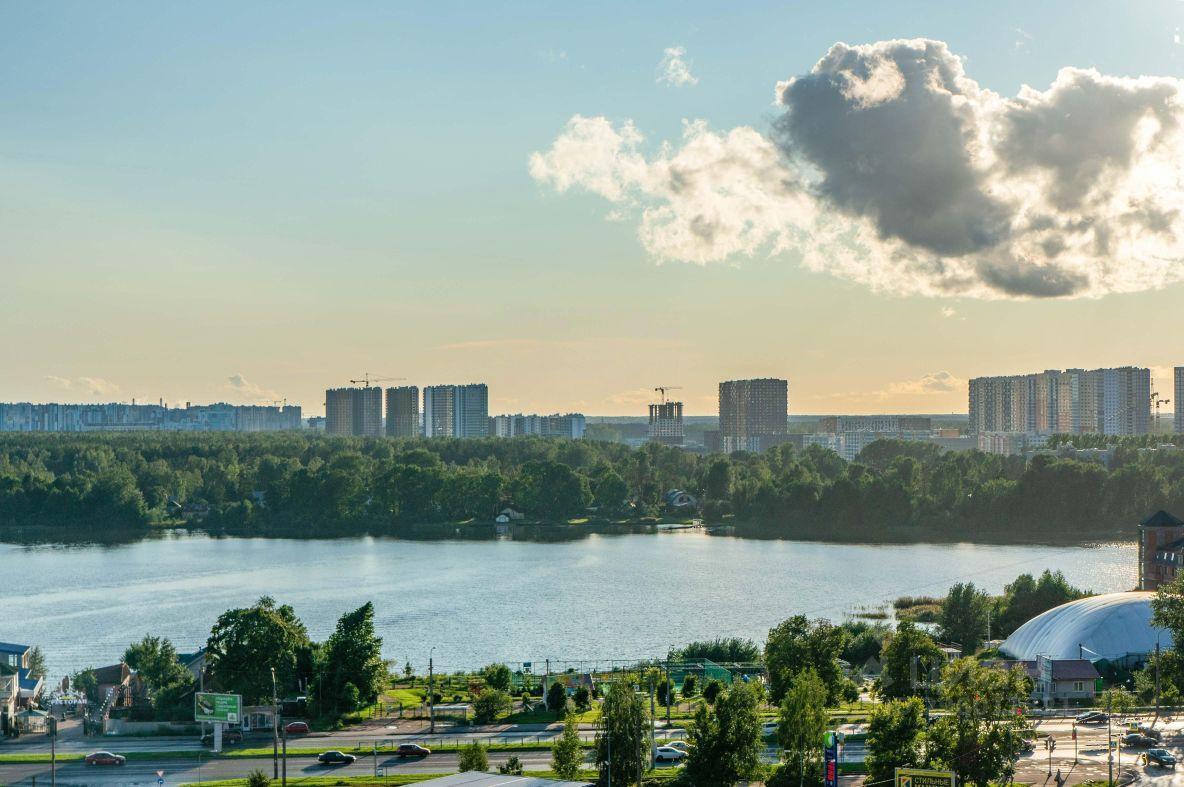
left=2, top=432, right=1183, bottom=541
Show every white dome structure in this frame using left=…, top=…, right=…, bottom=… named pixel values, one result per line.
left=1000, top=591, right=1172, bottom=664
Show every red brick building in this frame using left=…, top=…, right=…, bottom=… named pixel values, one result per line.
left=1138, top=510, right=1184, bottom=591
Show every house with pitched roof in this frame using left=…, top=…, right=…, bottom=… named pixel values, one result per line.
left=0, top=643, right=43, bottom=709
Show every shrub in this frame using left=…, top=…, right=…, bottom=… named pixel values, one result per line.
left=458, top=741, right=488, bottom=772
left=498, top=755, right=524, bottom=775
left=246, top=770, right=270, bottom=787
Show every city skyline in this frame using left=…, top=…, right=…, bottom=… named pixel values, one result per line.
left=4, top=3, right=1184, bottom=416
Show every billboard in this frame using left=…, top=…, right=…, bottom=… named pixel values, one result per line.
left=896, top=768, right=956, bottom=787
left=195, top=692, right=242, bottom=723
left=823, top=730, right=839, bottom=787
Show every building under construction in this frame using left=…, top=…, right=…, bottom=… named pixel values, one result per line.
left=648, top=401, right=684, bottom=447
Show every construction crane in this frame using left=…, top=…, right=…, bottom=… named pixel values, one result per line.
left=349, top=373, right=407, bottom=387
left=653, top=386, right=682, bottom=404
left=1152, top=391, right=1171, bottom=434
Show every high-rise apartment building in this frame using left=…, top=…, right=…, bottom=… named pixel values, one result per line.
left=1176, top=367, right=1184, bottom=434
left=324, top=387, right=383, bottom=437
left=385, top=386, right=420, bottom=438
left=718, top=378, right=788, bottom=453
left=491, top=413, right=585, bottom=439
left=968, top=367, right=1151, bottom=436
left=648, top=401, right=684, bottom=446
left=423, top=384, right=489, bottom=438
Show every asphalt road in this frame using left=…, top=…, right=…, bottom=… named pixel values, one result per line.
left=0, top=750, right=581, bottom=786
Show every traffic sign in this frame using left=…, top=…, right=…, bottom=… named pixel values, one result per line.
left=156, top=770, right=165, bottom=778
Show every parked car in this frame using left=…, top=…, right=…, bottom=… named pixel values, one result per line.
left=1134, top=725, right=1162, bottom=740
left=318, top=750, right=356, bottom=765
left=666, top=740, right=689, bottom=752
left=84, top=752, right=126, bottom=767
left=1148, top=748, right=1177, bottom=768
left=201, top=729, right=243, bottom=745
left=284, top=721, right=310, bottom=735
left=1076, top=711, right=1108, bottom=724
left=396, top=743, right=431, bottom=758
left=1019, top=739, right=1036, bottom=753
left=762, top=721, right=779, bottom=736
left=655, top=745, right=687, bottom=762
left=1122, top=733, right=1157, bottom=748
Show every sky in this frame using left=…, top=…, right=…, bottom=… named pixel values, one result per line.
left=2, top=1, right=1183, bottom=417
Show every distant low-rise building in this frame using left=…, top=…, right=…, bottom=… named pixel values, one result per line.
left=490, top=413, right=585, bottom=439
left=0, top=402, right=302, bottom=433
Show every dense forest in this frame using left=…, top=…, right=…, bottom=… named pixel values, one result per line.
left=1, top=432, right=1183, bottom=542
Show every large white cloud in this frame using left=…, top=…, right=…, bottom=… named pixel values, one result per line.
left=529, top=38, right=1184, bottom=299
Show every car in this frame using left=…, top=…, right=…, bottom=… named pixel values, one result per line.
left=655, top=745, right=687, bottom=762
left=1148, top=748, right=1177, bottom=768
left=762, top=720, right=779, bottom=736
left=318, top=750, right=357, bottom=765
left=1019, top=739, right=1036, bottom=753
left=84, top=752, right=126, bottom=766
left=201, top=729, right=243, bottom=745
left=396, top=743, right=431, bottom=758
left=1123, top=733, right=1157, bottom=748
left=1076, top=711, right=1108, bottom=724
left=666, top=740, right=689, bottom=752
left=284, top=721, right=310, bottom=735
left=1134, top=725, right=1162, bottom=740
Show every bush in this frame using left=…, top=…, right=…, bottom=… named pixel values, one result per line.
left=458, top=741, right=488, bottom=772
left=472, top=688, right=512, bottom=724
left=702, top=679, right=723, bottom=704
left=573, top=685, right=591, bottom=710
left=498, top=755, right=524, bottom=775
left=682, top=674, right=698, bottom=698
left=246, top=770, right=270, bottom=787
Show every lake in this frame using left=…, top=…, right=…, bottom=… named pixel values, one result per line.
left=0, top=531, right=1137, bottom=681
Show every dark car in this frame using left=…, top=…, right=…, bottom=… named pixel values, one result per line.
left=284, top=721, right=310, bottom=735
left=1123, top=733, right=1156, bottom=748
left=201, top=729, right=243, bottom=745
left=1019, top=739, right=1036, bottom=753
left=396, top=743, right=431, bottom=758
left=318, top=750, right=356, bottom=765
left=1076, top=711, right=1108, bottom=724
left=1148, top=748, right=1177, bottom=768
left=84, top=752, right=126, bottom=766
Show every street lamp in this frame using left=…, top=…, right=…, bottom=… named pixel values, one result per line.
left=429, top=647, right=436, bottom=734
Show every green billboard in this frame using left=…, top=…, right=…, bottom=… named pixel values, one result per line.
left=896, top=768, right=955, bottom=787
left=195, top=692, right=242, bottom=723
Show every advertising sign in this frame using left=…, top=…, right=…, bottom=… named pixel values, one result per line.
left=896, top=768, right=956, bottom=787
left=824, top=731, right=839, bottom=787
left=194, top=692, right=242, bottom=723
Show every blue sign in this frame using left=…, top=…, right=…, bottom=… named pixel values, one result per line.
left=824, top=731, right=839, bottom=787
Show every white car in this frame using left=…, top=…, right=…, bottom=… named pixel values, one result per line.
left=666, top=740, right=689, bottom=752
left=655, top=745, right=687, bottom=762
left=763, top=721, right=779, bottom=736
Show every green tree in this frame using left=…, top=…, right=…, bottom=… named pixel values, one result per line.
left=573, top=685, right=591, bottom=710
left=498, top=755, right=524, bottom=775
left=926, top=658, right=1031, bottom=787
left=702, top=679, right=723, bottom=704
left=124, top=635, right=196, bottom=719
left=552, top=712, right=584, bottom=780
left=674, top=638, right=761, bottom=663
left=775, top=669, right=829, bottom=786
left=940, top=582, right=991, bottom=653
left=704, top=458, right=733, bottom=499
left=682, top=674, right=698, bottom=699
left=593, top=679, right=649, bottom=787
left=866, top=697, right=926, bottom=783
left=765, top=615, right=849, bottom=703
left=26, top=646, right=47, bottom=680
left=879, top=622, right=944, bottom=700
left=71, top=668, right=99, bottom=704
left=480, top=663, right=512, bottom=693
left=511, top=461, right=592, bottom=520
left=458, top=741, right=488, bottom=772
left=319, top=602, right=385, bottom=715
left=684, top=681, right=764, bottom=785
left=472, top=688, right=512, bottom=724
left=593, top=469, right=629, bottom=512
left=547, top=681, right=568, bottom=714
left=205, top=596, right=311, bottom=704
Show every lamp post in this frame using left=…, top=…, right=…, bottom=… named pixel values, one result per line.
left=429, top=647, right=436, bottom=734
left=270, top=667, right=279, bottom=780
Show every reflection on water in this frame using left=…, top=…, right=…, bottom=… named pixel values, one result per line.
left=0, top=531, right=1137, bottom=680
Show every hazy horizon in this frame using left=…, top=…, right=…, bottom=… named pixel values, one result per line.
left=4, top=2, right=1183, bottom=417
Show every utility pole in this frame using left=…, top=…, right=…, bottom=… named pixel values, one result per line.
left=1107, top=693, right=1113, bottom=787
left=49, top=716, right=56, bottom=787
left=281, top=725, right=287, bottom=786
left=270, top=667, right=279, bottom=780
left=606, top=721, right=612, bottom=787
left=429, top=649, right=436, bottom=734
left=649, top=676, right=656, bottom=771
left=665, top=651, right=671, bottom=727
left=1155, top=640, right=1162, bottom=722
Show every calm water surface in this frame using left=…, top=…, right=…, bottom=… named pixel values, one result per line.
left=0, top=531, right=1137, bottom=680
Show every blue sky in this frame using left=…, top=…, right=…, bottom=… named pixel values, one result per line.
left=3, top=1, right=1183, bottom=415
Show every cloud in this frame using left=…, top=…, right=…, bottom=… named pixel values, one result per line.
left=46, top=375, right=121, bottom=397
left=657, top=46, right=698, bottom=87
left=940, top=306, right=957, bottom=318
left=531, top=38, right=1184, bottom=300
left=227, top=373, right=281, bottom=402
left=885, top=371, right=963, bottom=395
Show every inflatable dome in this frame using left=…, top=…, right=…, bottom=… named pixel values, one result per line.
left=1000, top=591, right=1172, bottom=663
